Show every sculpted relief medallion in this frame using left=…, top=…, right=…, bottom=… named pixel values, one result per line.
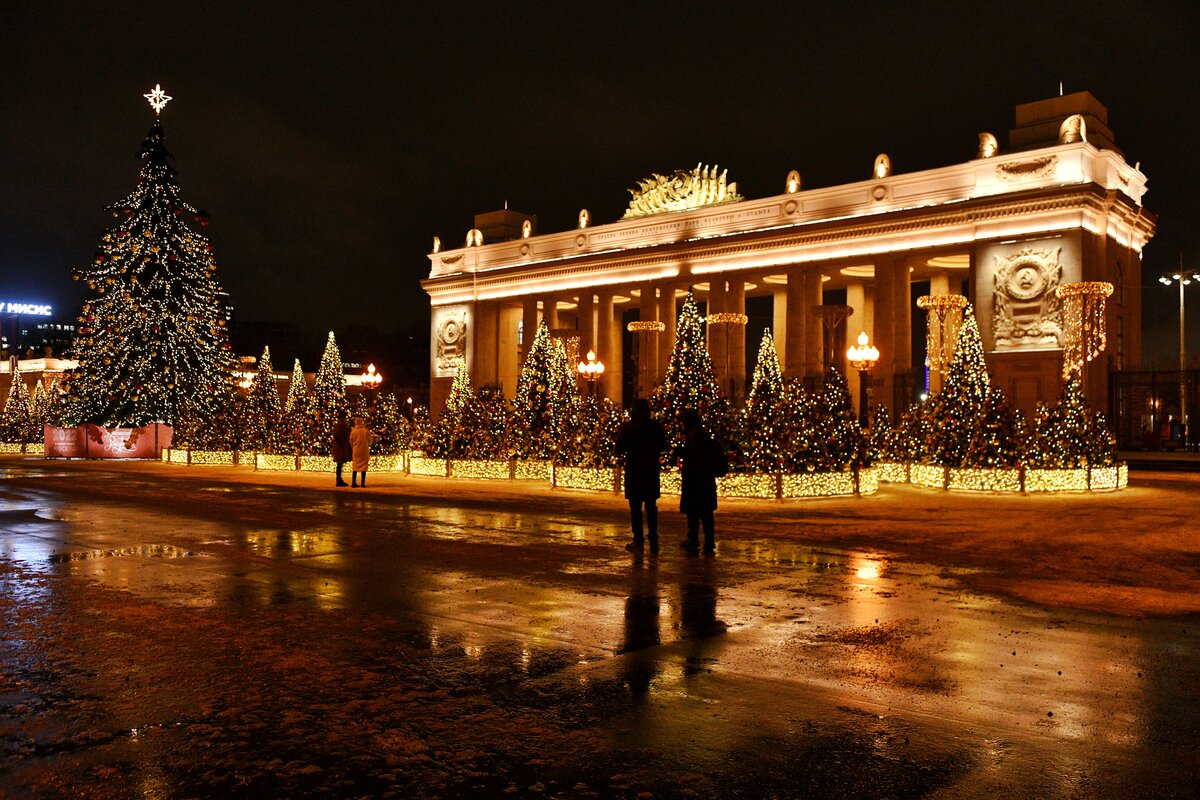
left=992, top=248, right=1063, bottom=349
left=435, top=309, right=468, bottom=376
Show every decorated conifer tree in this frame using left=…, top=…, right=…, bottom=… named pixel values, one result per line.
left=513, top=320, right=576, bottom=459
left=654, top=292, right=727, bottom=451
left=368, top=392, right=409, bottom=455
left=439, top=358, right=473, bottom=456
left=273, top=359, right=310, bottom=454
left=962, top=386, right=1026, bottom=468
left=308, top=332, right=348, bottom=454
left=62, top=86, right=234, bottom=428
left=738, top=329, right=787, bottom=471
left=1024, top=376, right=1117, bottom=467
left=558, top=395, right=622, bottom=468
left=810, top=368, right=865, bottom=469
left=0, top=378, right=33, bottom=443
left=30, top=380, right=52, bottom=433
left=866, top=405, right=893, bottom=464
left=925, top=306, right=991, bottom=466
left=459, top=385, right=512, bottom=460
left=242, top=346, right=281, bottom=451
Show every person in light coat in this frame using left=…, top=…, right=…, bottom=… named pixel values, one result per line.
left=349, top=416, right=374, bottom=487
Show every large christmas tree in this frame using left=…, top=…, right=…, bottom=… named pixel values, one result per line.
left=62, top=86, right=234, bottom=427
left=653, top=292, right=727, bottom=449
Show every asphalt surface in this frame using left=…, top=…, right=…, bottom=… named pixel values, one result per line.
left=1, top=459, right=1198, bottom=799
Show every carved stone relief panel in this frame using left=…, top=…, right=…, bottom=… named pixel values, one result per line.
left=991, top=247, right=1063, bottom=349
left=432, top=305, right=470, bottom=378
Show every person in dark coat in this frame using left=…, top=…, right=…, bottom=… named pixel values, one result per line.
left=678, top=408, right=723, bottom=555
left=614, top=399, right=667, bottom=553
left=331, top=412, right=351, bottom=487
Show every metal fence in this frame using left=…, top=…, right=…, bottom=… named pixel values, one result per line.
left=1110, top=369, right=1199, bottom=451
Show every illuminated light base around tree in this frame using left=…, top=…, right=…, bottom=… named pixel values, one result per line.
left=626, top=320, right=666, bottom=333
left=706, top=312, right=749, bottom=325
left=876, top=461, right=1128, bottom=492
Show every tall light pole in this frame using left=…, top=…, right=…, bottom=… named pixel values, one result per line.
left=846, top=331, right=880, bottom=428
left=1159, top=268, right=1200, bottom=447
left=360, top=363, right=382, bottom=408
left=577, top=349, right=605, bottom=399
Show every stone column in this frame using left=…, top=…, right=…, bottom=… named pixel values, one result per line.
left=658, top=285, right=676, bottom=382
left=637, top=284, right=658, bottom=398
left=784, top=272, right=805, bottom=380
left=473, top=301, right=499, bottom=387
left=542, top=296, right=559, bottom=331
left=727, top=279, right=746, bottom=402
left=577, top=292, right=596, bottom=358
left=804, top=271, right=823, bottom=380
left=873, top=255, right=912, bottom=412
left=597, top=293, right=619, bottom=403
left=773, top=288, right=787, bottom=367
left=708, top=278, right=727, bottom=387
left=521, top=298, right=538, bottom=358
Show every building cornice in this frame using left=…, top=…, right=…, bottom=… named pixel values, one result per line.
left=423, top=182, right=1154, bottom=305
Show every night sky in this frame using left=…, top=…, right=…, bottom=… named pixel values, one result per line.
left=3, top=2, right=1198, bottom=367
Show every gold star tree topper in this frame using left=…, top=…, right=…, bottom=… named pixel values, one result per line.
left=144, top=84, right=172, bottom=115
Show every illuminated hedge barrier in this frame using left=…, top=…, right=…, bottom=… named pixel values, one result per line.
left=876, top=462, right=1128, bottom=493
left=0, top=442, right=44, bottom=455
left=552, top=466, right=875, bottom=498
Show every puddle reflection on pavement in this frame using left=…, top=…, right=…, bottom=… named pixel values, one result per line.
left=0, top=468, right=1196, bottom=798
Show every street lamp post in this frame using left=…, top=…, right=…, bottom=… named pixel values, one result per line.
left=846, top=331, right=880, bottom=428
left=1159, top=270, right=1200, bottom=448
left=577, top=349, right=605, bottom=398
left=360, top=363, right=382, bottom=407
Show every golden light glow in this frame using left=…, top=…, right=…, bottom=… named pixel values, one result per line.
left=707, top=312, right=749, bottom=325
left=692, top=282, right=711, bottom=292
left=761, top=274, right=788, bottom=285
left=554, top=465, right=618, bottom=492
left=361, top=363, right=382, bottom=389
left=256, top=453, right=298, bottom=471
left=839, top=264, right=875, bottom=278
left=556, top=300, right=578, bottom=310
left=925, top=254, right=970, bottom=269
left=577, top=350, right=605, bottom=379
left=514, top=460, right=551, bottom=481
left=917, top=294, right=969, bottom=373
left=450, top=459, right=511, bottom=480
left=409, top=456, right=449, bottom=477
left=622, top=163, right=742, bottom=219
left=846, top=331, right=880, bottom=370
left=1056, top=281, right=1113, bottom=379
left=612, top=295, right=632, bottom=304
left=627, top=320, right=665, bottom=333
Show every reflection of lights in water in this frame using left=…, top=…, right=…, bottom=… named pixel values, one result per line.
left=851, top=554, right=886, bottom=581
left=464, top=645, right=482, bottom=660
left=520, top=646, right=531, bottom=673
left=856, top=564, right=881, bottom=580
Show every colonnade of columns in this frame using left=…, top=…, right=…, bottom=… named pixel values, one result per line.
left=486, top=260, right=928, bottom=414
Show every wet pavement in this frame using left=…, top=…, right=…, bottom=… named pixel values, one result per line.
left=1, top=460, right=1198, bottom=798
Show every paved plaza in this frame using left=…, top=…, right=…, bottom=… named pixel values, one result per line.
left=1, top=458, right=1198, bottom=798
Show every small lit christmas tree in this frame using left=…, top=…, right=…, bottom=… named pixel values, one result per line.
left=866, top=405, right=893, bottom=464
left=459, top=385, right=511, bottom=460
left=809, top=368, right=865, bottom=469
left=30, top=380, right=52, bottom=434
left=368, top=392, right=409, bottom=455
left=62, top=87, right=234, bottom=428
left=962, top=386, right=1026, bottom=468
left=308, top=332, right=348, bottom=454
left=738, top=329, right=787, bottom=471
left=1024, top=376, right=1117, bottom=467
left=653, top=292, right=727, bottom=451
left=273, top=359, right=310, bottom=454
left=558, top=395, right=622, bottom=467
left=925, top=306, right=991, bottom=466
left=0, top=378, right=34, bottom=443
left=513, top=320, right=576, bottom=459
left=242, top=346, right=281, bottom=451
left=439, top=358, right=474, bottom=457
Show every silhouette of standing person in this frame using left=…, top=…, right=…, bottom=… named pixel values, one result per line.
left=678, top=409, right=724, bottom=555
left=349, top=416, right=373, bottom=487
left=615, top=399, right=667, bottom=553
left=331, top=411, right=351, bottom=487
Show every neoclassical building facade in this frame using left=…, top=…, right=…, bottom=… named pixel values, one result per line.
left=422, top=92, right=1154, bottom=417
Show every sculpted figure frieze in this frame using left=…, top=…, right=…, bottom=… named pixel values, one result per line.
left=621, top=163, right=742, bottom=220
left=992, top=247, right=1063, bottom=349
